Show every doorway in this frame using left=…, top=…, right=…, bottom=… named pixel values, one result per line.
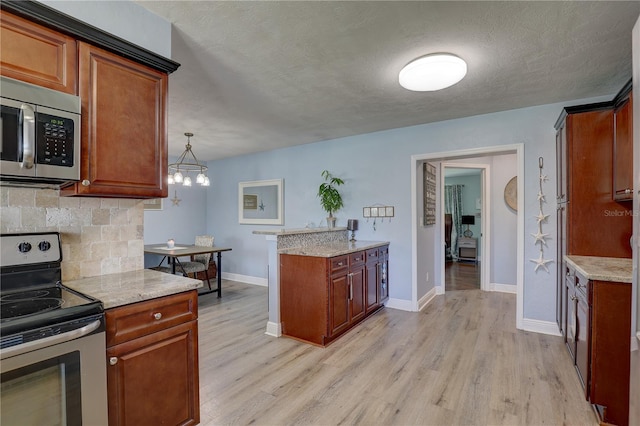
left=410, top=144, right=524, bottom=328
left=444, top=166, right=483, bottom=291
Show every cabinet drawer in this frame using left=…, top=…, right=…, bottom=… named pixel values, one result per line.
left=349, top=251, right=365, bottom=266
left=458, top=239, right=476, bottom=248
left=366, top=248, right=379, bottom=263
left=330, top=255, right=349, bottom=273
left=106, top=291, right=197, bottom=347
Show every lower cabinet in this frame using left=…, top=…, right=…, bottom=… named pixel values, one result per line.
left=564, top=264, right=631, bottom=426
left=105, top=291, right=200, bottom=426
left=280, top=245, right=389, bottom=346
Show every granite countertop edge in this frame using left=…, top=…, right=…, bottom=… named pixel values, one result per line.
left=279, top=240, right=389, bottom=257
left=65, top=269, right=203, bottom=309
left=564, top=255, right=632, bottom=283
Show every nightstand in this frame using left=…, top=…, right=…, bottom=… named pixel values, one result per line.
left=458, top=237, right=477, bottom=262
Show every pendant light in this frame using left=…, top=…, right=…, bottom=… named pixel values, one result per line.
left=168, top=132, right=209, bottom=187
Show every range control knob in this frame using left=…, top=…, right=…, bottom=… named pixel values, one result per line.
left=38, top=241, right=51, bottom=251
left=18, top=242, right=32, bottom=253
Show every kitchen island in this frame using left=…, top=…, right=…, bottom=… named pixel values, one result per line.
left=66, top=269, right=202, bottom=426
left=280, top=240, right=389, bottom=346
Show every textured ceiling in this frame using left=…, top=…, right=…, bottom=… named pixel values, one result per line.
left=134, top=1, right=640, bottom=161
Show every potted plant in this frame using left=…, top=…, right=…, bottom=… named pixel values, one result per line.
left=318, top=170, right=344, bottom=228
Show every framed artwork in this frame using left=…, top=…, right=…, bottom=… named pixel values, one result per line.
left=238, top=179, right=284, bottom=225
left=423, top=162, right=436, bottom=225
left=363, top=207, right=371, bottom=218
left=143, top=198, right=163, bottom=211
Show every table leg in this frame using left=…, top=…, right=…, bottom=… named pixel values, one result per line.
left=217, top=251, right=222, bottom=298
left=171, top=257, right=176, bottom=275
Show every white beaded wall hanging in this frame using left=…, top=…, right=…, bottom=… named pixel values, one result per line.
left=530, top=157, right=552, bottom=272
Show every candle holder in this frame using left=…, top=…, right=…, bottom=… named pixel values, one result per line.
left=347, top=219, right=358, bottom=242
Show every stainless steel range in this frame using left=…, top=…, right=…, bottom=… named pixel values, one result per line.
left=0, top=232, right=108, bottom=426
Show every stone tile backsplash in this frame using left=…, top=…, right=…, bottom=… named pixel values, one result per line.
left=1, top=187, right=144, bottom=281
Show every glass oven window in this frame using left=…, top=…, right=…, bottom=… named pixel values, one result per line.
left=1, top=351, right=82, bottom=426
left=1, top=104, right=21, bottom=162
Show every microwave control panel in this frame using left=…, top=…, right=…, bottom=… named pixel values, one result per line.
left=36, top=113, right=74, bottom=167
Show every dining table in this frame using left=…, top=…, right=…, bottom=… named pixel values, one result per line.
left=144, top=244, right=232, bottom=297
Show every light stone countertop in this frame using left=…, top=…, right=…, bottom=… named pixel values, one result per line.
left=65, top=269, right=203, bottom=309
left=253, top=227, right=347, bottom=236
left=564, top=255, right=632, bottom=283
left=279, top=240, right=389, bottom=257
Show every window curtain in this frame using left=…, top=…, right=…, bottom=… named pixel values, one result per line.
left=445, top=185, right=464, bottom=259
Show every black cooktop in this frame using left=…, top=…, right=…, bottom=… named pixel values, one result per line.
left=0, top=232, right=104, bottom=347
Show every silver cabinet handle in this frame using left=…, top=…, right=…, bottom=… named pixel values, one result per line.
left=110, top=357, right=118, bottom=365
left=20, top=103, right=35, bottom=170
left=82, top=179, right=91, bottom=186
left=153, top=312, right=162, bottom=320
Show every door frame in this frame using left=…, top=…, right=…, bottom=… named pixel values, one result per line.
left=440, top=163, right=490, bottom=293
left=410, top=143, right=524, bottom=329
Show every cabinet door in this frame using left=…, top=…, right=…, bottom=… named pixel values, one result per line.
left=379, top=247, right=389, bottom=302
left=365, top=261, right=379, bottom=313
left=565, top=268, right=577, bottom=360
left=107, top=320, right=199, bottom=426
left=349, top=264, right=366, bottom=323
left=575, top=285, right=589, bottom=396
left=65, top=42, right=168, bottom=198
left=0, top=12, right=77, bottom=94
left=329, top=273, right=350, bottom=336
left=613, top=93, right=633, bottom=201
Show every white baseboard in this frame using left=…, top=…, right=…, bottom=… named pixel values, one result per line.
left=265, top=321, right=281, bottom=337
left=520, top=318, right=562, bottom=336
left=435, top=285, right=445, bottom=295
left=418, top=287, right=437, bottom=312
left=385, top=298, right=414, bottom=312
left=221, top=272, right=268, bottom=287
left=491, top=282, right=517, bottom=294
left=631, top=334, right=639, bottom=352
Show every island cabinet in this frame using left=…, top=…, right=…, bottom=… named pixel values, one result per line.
left=0, top=12, right=77, bottom=94
left=61, top=42, right=169, bottom=198
left=280, top=245, right=388, bottom=347
left=105, top=290, right=200, bottom=426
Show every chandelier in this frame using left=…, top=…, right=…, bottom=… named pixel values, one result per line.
left=168, top=132, right=210, bottom=187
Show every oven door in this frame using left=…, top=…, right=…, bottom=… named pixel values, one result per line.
left=0, top=321, right=108, bottom=426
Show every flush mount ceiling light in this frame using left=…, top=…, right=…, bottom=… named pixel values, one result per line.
left=399, top=53, right=467, bottom=91
left=168, top=132, right=210, bottom=187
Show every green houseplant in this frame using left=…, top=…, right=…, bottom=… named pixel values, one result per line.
left=318, top=170, right=344, bottom=228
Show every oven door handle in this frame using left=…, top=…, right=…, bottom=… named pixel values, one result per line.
left=0, top=319, right=101, bottom=360
left=20, top=103, right=35, bottom=170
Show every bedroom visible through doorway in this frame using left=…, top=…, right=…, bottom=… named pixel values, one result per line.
left=444, top=167, right=482, bottom=291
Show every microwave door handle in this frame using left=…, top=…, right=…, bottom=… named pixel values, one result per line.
left=20, top=103, right=35, bottom=169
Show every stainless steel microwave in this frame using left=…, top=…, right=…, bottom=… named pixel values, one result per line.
left=0, top=76, right=81, bottom=188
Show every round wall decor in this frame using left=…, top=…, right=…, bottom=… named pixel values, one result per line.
left=504, top=176, right=517, bottom=211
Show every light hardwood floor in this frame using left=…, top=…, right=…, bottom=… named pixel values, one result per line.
left=196, top=280, right=597, bottom=425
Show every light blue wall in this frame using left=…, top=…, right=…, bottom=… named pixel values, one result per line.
left=191, top=97, right=611, bottom=322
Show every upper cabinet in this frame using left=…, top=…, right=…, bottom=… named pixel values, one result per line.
left=613, top=85, right=633, bottom=201
left=0, top=12, right=77, bottom=94
left=0, top=2, right=180, bottom=198
left=62, top=43, right=168, bottom=198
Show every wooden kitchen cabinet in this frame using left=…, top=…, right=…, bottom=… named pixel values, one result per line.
left=105, top=291, right=200, bottom=426
left=563, top=261, right=632, bottom=426
left=0, top=11, right=77, bottom=94
left=613, top=87, right=633, bottom=201
left=61, top=42, right=168, bottom=198
left=280, top=246, right=387, bottom=346
left=365, top=248, right=380, bottom=313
